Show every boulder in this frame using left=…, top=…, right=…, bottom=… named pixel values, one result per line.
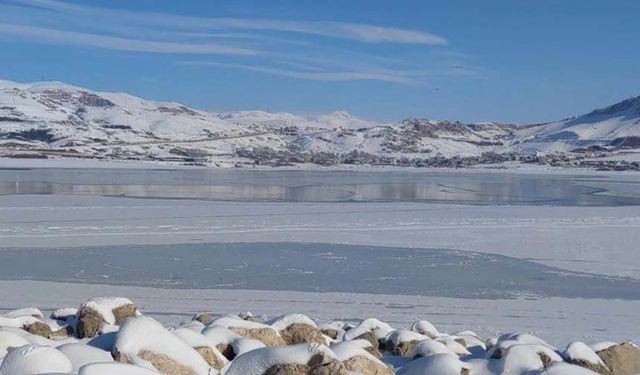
left=355, top=331, right=380, bottom=349
left=172, top=327, right=228, bottom=369
left=0, top=331, right=30, bottom=358
left=0, top=344, right=73, bottom=375
left=229, top=326, right=286, bottom=346
left=499, top=344, right=563, bottom=374
left=280, top=323, right=326, bottom=345
left=210, top=317, right=285, bottom=346
left=343, top=355, right=393, bottom=375
left=344, top=318, right=394, bottom=349
left=194, top=346, right=225, bottom=369
left=564, top=341, right=610, bottom=374
left=412, top=339, right=458, bottom=358
left=76, top=297, right=138, bottom=338
left=192, top=313, right=213, bottom=324
left=22, top=321, right=52, bottom=338
left=410, top=320, right=440, bottom=339
left=57, top=342, right=114, bottom=372
left=595, top=343, right=640, bottom=375
left=224, top=343, right=346, bottom=375
left=2, top=308, right=43, bottom=320
left=264, top=353, right=348, bottom=375
left=113, top=316, right=212, bottom=375
left=385, top=330, right=430, bottom=357
left=331, top=341, right=392, bottom=375
left=396, top=353, right=466, bottom=375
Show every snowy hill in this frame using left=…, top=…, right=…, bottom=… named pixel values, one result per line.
left=513, top=95, right=640, bottom=154
left=0, top=79, right=639, bottom=168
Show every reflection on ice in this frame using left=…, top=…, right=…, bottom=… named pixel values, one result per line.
left=1, top=168, right=640, bottom=206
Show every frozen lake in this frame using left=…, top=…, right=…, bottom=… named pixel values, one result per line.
left=1, top=167, right=640, bottom=205
left=1, top=165, right=640, bottom=343
left=1, top=242, right=639, bottom=300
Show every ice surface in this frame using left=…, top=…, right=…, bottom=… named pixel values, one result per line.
left=0, top=242, right=638, bottom=299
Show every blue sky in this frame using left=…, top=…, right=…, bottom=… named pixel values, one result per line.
left=0, top=0, right=638, bottom=123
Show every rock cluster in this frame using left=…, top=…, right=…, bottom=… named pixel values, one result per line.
left=1, top=297, right=639, bottom=375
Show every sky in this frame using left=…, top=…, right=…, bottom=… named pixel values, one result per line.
left=0, top=0, right=639, bottom=124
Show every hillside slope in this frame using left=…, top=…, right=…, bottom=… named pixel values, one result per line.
left=0, top=79, right=638, bottom=168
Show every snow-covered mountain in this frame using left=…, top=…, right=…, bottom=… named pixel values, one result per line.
left=513, top=95, right=640, bottom=154
left=0, top=79, right=638, bottom=167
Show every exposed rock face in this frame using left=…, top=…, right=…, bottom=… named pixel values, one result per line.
left=595, top=343, right=640, bottom=375
left=264, top=353, right=349, bottom=375
left=113, top=316, right=211, bottom=375
left=567, top=358, right=610, bottom=375
left=194, top=346, right=225, bottom=369
left=22, top=321, right=52, bottom=338
left=76, top=308, right=104, bottom=339
left=355, top=331, right=379, bottom=349
left=364, top=345, right=384, bottom=360
left=112, top=304, right=137, bottom=325
left=76, top=303, right=137, bottom=338
left=343, top=355, right=393, bottom=375
left=229, top=326, right=285, bottom=346
left=137, top=349, right=199, bottom=375
left=280, top=323, right=326, bottom=345
left=388, top=339, right=418, bottom=357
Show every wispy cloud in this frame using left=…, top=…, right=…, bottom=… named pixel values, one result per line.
left=0, top=23, right=257, bottom=55
left=8, top=0, right=447, bottom=45
left=179, top=61, right=416, bottom=84
left=0, top=0, right=471, bottom=85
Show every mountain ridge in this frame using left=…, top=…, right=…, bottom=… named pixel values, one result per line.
left=0, top=79, right=639, bottom=168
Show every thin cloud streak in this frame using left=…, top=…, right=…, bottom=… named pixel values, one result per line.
left=179, top=61, right=417, bottom=84
left=10, top=0, right=448, bottom=45
left=0, top=23, right=257, bottom=55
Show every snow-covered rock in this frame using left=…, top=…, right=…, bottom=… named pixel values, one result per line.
left=172, top=328, right=228, bottom=369
left=385, top=330, right=431, bottom=357
left=2, top=308, right=44, bottom=320
left=207, top=317, right=284, bottom=347
left=593, top=342, right=640, bottom=375
left=396, top=353, right=466, bottom=375
left=230, top=338, right=265, bottom=357
left=498, top=344, right=563, bottom=374
left=488, top=333, right=556, bottom=359
left=411, top=339, right=458, bottom=358
left=344, top=318, right=394, bottom=346
left=57, top=342, right=114, bottom=372
left=0, top=345, right=72, bottom=375
left=223, top=343, right=347, bottom=375
left=76, top=297, right=138, bottom=339
left=563, top=341, right=607, bottom=372
left=113, top=316, right=213, bottom=375
left=0, top=330, right=30, bottom=359
left=268, top=314, right=325, bottom=345
left=410, top=320, right=439, bottom=339
left=331, top=341, right=393, bottom=375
